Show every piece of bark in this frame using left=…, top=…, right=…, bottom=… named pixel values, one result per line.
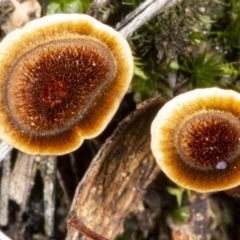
left=9, top=152, right=37, bottom=209
left=3, top=152, right=38, bottom=240
left=39, top=155, right=57, bottom=237
left=0, top=140, right=13, bottom=162
left=66, top=96, right=165, bottom=240
left=169, top=193, right=210, bottom=240
left=0, top=151, right=11, bottom=226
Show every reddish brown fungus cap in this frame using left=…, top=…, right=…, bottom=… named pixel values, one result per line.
left=151, top=88, right=240, bottom=193
left=0, top=14, right=133, bottom=155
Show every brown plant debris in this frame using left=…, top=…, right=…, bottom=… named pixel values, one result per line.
left=169, top=193, right=210, bottom=240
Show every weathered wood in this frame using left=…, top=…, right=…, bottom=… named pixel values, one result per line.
left=117, top=0, right=183, bottom=38
left=66, top=97, right=165, bottom=240
left=0, top=151, right=11, bottom=226
left=9, top=152, right=37, bottom=208
left=0, top=140, right=13, bottom=162
left=3, top=152, right=38, bottom=240
left=39, top=155, right=57, bottom=237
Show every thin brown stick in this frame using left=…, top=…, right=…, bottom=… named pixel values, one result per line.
left=68, top=213, right=109, bottom=240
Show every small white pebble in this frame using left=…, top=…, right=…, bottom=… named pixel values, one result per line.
left=216, top=161, right=227, bottom=170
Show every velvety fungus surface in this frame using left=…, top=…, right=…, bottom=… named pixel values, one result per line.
left=151, top=88, right=240, bottom=192
left=0, top=14, right=133, bottom=155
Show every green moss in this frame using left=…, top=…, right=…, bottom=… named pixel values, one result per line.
left=183, top=50, right=224, bottom=88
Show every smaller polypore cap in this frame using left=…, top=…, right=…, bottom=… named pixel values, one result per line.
left=151, top=88, right=240, bottom=193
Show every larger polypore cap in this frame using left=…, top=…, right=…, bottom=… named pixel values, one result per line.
left=0, top=14, right=133, bottom=155
left=151, top=88, right=240, bottom=192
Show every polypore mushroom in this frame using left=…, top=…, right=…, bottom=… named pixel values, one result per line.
left=0, top=14, right=133, bottom=155
left=151, top=88, right=240, bottom=192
